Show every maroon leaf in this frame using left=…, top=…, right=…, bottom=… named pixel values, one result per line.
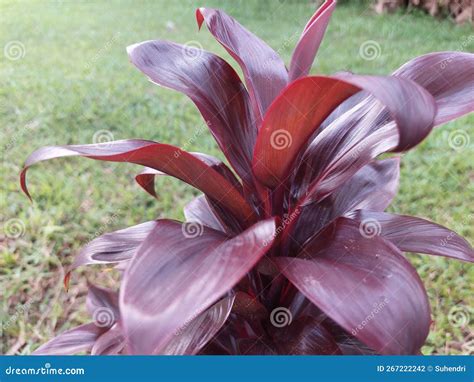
left=275, top=218, right=431, bottom=355
left=238, top=339, right=276, bottom=355
left=86, top=284, right=120, bottom=327
left=394, top=51, right=474, bottom=125
left=70, top=221, right=157, bottom=272
left=127, top=40, right=255, bottom=187
left=252, top=76, right=360, bottom=188
left=292, top=73, right=435, bottom=205
left=350, top=210, right=474, bottom=263
left=290, top=158, right=400, bottom=250
left=32, top=323, right=105, bottom=355
left=329, top=74, right=436, bottom=151
left=21, top=140, right=256, bottom=224
left=135, top=167, right=163, bottom=199
left=91, top=324, right=126, bottom=355
left=162, top=295, right=235, bottom=355
left=289, top=0, right=336, bottom=81
left=253, top=74, right=435, bottom=188
left=120, top=218, right=275, bottom=354
left=184, top=195, right=226, bottom=233
left=135, top=153, right=242, bottom=200
left=190, top=152, right=243, bottom=193
left=273, top=316, right=342, bottom=355
left=197, top=7, right=288, bottom=121
left=336, top=337, right=377, bottom=355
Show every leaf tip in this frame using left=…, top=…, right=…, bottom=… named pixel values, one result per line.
left=20, top=167, right=32, bottom=201
left=64, top=271, right=71, bottom=292
left=196, top=8, right=205, bottom=29
left=126, top=43, right=140, bottom=59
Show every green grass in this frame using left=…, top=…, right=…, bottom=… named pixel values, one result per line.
left=1, top=0, right=472, bottom=355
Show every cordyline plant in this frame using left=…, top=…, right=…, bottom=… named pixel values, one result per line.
left=23, top=0, right=473, bottom=355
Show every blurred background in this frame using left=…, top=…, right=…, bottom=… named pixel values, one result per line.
left=1, top=0, right=472, bottom=355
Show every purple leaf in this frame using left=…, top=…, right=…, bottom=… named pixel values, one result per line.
left=330, top=74, right=436, bottom=152
left=272, top=316, right=342, bottom=355
left=33, top=323, right=105, bottom=355
left=197, top=7, right=288, bottom=121
left=135, top=153, right=242, bottom=200
left=21, top=140, right=256, bottom=225
left=86, top=284, right=120, bottom=327
left=120, top=218, right=275, bottom=354
left=290, top=158, right=400, bottom=250
left=70, top=221, right=157, bottom=271
left=350, top=210, right=474, bottom=263
left=289, top=0, right=336, bottom=81
left=91, top=324, right=126, bottom=355
left=238, top=339, right=276, bottom=355
left=292, top=73, right=435, bottom=205
left=184, top=195, right=226, bottom=233
left=275, top=218, right=431, bottom=355
left=127, top=40, right=255, bottom=187
left=394, top=51, right=474, bottom=125
left=162, top=295, right=235, bottom=355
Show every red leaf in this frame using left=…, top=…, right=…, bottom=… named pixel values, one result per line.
left=135, top=167, right=163, bottom=199
left=86, top=284, right=120, bottom=326
left=21, top=140, right=256, bottom=224
left=253, top=74, right=434, bottom=188
left=289, top=0, right=336, bottom=81
left=252, top=76, right=359, bottom=188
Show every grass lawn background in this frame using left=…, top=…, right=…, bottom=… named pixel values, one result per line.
left=1, top=0, right=472, bottom=354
